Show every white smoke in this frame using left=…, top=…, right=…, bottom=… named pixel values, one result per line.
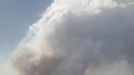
left=0, top=61, right=19, bottom=75
left=11, top=0, right=134, bottom=75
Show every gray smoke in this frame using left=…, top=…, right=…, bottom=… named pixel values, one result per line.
left=11, top=0, right=134, bottom=75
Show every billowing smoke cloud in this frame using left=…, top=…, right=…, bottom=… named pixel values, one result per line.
left=11, top=0, right=134, bottom=75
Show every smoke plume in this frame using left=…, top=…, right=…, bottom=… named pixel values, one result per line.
left=11, top=0, right=134, bottom=75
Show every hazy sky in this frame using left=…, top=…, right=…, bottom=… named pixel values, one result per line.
left=0, top=0, right=51, bottom=61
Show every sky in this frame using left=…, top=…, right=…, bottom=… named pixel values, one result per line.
left=0, top=0, right=52, bottom=61
left=1, top=0, right=134, bottom=75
